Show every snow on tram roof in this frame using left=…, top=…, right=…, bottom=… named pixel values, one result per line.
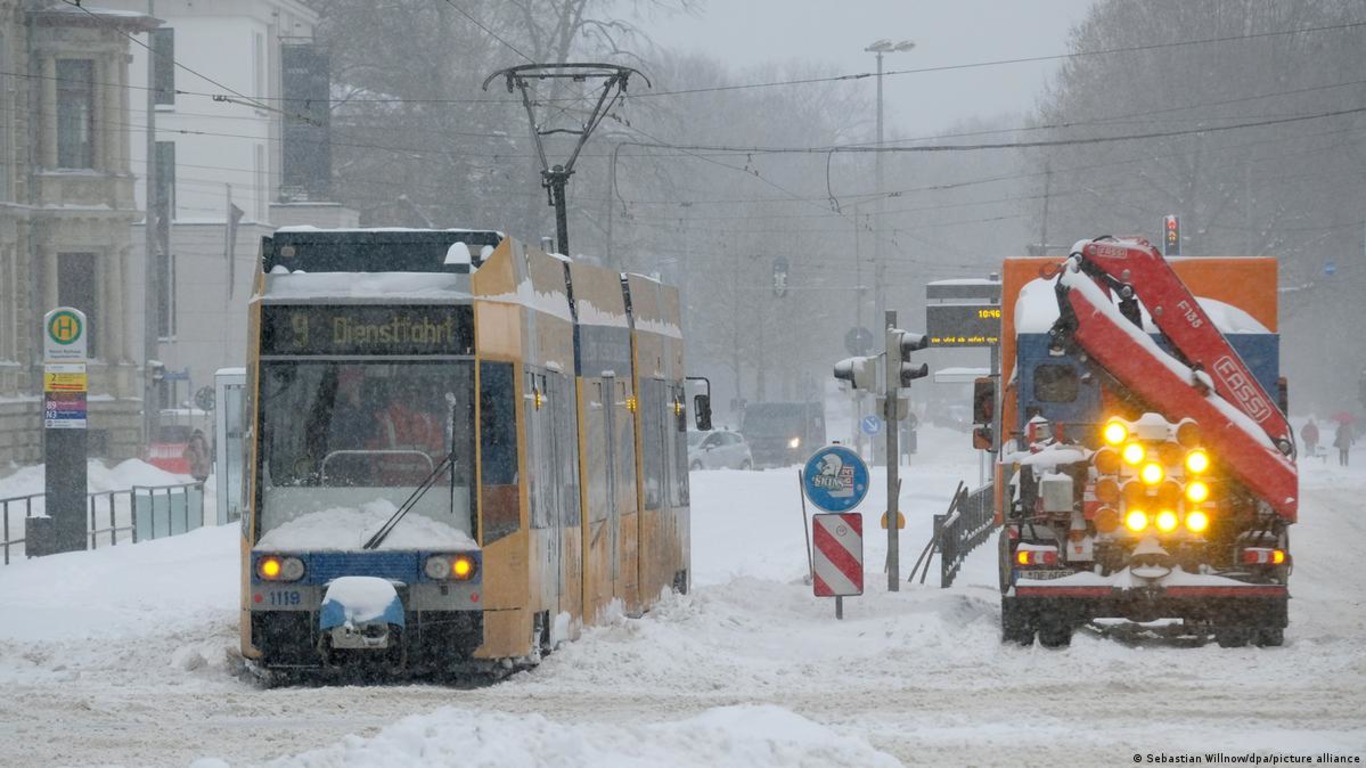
left=272, top=226, right=504, bottom=235
left=262, top=269, right=472, bottom=300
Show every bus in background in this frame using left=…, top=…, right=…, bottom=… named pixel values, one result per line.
left=740, top=401, right=826, bottom=468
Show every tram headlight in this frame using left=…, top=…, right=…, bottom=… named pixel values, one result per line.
left=256, top=555, right=304, bottom=582
left=788, top=437, right=801, bottom=450
left=451, top=555, right=476, bottom=580
left=424, top=554, right=479, bottom=581
left=424, top=555, right=452, bottom=580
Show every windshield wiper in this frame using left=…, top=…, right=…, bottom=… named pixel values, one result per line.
left=362, top=454, right=454, bottom=550
left=363, top=393, right=462, bottom=550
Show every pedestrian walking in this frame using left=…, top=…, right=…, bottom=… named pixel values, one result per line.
left=183, top=429, right=212, bottom=482
left=1334, top=420, right=1353, bottom=467
left=1300, top=418, right=1319, bottom=458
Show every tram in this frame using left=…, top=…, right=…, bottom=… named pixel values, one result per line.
left=238, top=228, right=706, bottom=680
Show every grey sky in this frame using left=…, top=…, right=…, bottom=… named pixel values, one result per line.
left=637, top=0, right=1098, bottom=138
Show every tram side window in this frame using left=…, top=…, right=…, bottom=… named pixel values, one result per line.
left=640, top=379, right=664, bottom=510
left=553, top=372, right=580, bottom=527
left=615, top=379, right=638, bottom=510
left=669, top=383, right=689, bottom=507
left=481, top=362, right=520, bottom=544
left=526, top=370, right=552, bottom=531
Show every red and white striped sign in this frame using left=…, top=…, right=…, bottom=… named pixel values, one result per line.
left=812, top=512, right=863, bottom=597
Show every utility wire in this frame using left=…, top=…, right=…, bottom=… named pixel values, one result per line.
left=58, top=0, right=319, bottom=124
left=438, top=0, right=535, bottom=64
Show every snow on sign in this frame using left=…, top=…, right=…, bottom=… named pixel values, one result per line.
left=812, top=512, right=863, bottom=597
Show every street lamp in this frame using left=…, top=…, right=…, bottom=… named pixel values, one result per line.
left=864, top=39, right=914, bottom=323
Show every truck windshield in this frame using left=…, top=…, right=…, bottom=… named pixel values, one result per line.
left=742, top=406, right=804, bottom=436
left=254, top=360, right=476, bottom=548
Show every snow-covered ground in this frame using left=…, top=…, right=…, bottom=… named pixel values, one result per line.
left=1, top=424, right=1364, bottom=767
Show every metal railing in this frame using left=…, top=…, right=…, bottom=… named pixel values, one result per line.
left=908, top=481, right=998, bottom=588
left=0, top=492, right=42, bottom=566
left=2, top=482, right=206, bottom=565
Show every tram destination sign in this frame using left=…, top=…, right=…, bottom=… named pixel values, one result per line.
left=926, top=303, right=1001, bottom=348
left=261, top=304, right=474, bottom=355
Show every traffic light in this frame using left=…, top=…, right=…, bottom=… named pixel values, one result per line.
left=833, top=356, right=876, bottom=391
left=889, top=329, right=929, bottom=388
left=972, top=377, right=994, bottom=425
left=1163, top=214, right=1180, bottom=257
left=149, top=360, right=166, bottom=383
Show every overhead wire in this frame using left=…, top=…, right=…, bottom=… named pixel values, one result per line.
left=56, top=0, right=316, bottom=124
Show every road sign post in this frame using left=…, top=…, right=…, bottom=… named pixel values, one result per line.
left=803, top=444, right=868, bottom=619
left=812, top=512, right=863, bottom=619
left=39, top=307, right=90, bottom=556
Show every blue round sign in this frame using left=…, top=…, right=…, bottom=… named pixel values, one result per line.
left=860, top=415, right=882, bottom=435
left=802, top=445, right=870, bottom=512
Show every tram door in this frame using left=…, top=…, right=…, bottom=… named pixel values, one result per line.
left=610, top=376, right=640, bottom=614
left=582, top=375, right=616, bottom=621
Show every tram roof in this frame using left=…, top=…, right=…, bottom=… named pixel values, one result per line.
left=262, top=228, right=505, bottom=274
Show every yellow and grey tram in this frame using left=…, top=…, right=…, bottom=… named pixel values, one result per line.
left=239, top=228, right=705, bottom=679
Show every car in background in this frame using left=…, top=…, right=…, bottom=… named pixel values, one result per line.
left=687, top=429, right=753, bottom=471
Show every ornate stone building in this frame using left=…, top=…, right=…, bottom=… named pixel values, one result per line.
left=0, top=3, right=156, bottom=468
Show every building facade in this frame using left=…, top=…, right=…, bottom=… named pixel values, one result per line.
left=0, top=0, right=352, bottom=470
left=0, top=2, right=157, bottom=468
left=101, top=0, right=353, bottom=444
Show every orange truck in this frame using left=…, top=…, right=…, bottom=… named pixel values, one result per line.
left=992, top=237, right=1295, bottom=647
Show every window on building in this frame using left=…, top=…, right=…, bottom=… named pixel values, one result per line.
left=150, top=28, right=175, bottom=106
left=56, top=59, right=95, bottom=169
left=58, top=252, right=98, bottom=358
left=0, top=37, right=10, bottom=200
left=0, top=247, right=12, bottom=361
left=252, top=32, right=265, bottom=99
left=153, top=141, right=176, bottom=338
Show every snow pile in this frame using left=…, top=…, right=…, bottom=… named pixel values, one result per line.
left=189, top=705, right=900, bottom=768
left=1, top=424, right=1364, bottom=766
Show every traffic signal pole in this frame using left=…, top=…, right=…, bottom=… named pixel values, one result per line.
left=883, top=310, right=900, bottom=591
left=833, top=309, right=928, bottom=592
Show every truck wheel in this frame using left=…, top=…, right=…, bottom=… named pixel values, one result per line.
left=1037, top=620, right=1073, bottom=649
left=1001, top=598, right=1034, bottom=646
left=997, top=530, right=1013, bottom=595
left=1254, top=627, right=1285, bottom=647
left=1215, top=627, right=1251, bottom=648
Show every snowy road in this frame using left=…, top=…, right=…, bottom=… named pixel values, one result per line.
left=1, top=427, right=1364, bottom=767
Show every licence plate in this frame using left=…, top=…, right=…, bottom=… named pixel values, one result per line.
left=1017, top=569, right=1076, bottom=581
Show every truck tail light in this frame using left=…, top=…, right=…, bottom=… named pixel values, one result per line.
left=1241, top=547, right=1288, bottom=566
left=1015, top=548, right=1059, bottom=566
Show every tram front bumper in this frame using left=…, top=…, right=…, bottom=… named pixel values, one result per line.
left=319, top=576, right=405, bottom=649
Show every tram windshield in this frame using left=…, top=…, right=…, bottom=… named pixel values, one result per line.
left=254, top=360, right=476, bottom=549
